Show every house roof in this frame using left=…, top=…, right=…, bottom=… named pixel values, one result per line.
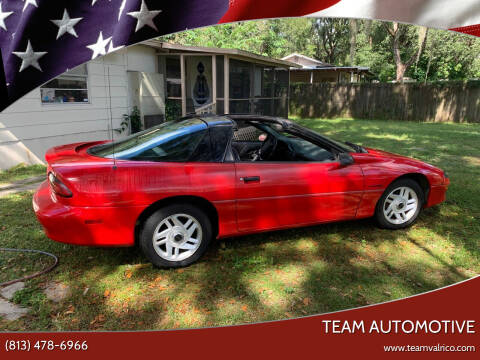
left=142, top=40, right=301, bottom=68
left=292, top=66, right=373, bottom=73
left=281, top=53, right=333, bottom=68
left=281, top=52, right=374, bottom=76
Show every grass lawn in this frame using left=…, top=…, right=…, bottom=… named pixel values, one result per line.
left=0, top=164, right=46, bottom=186
left=0, top=118, right=479, bottom=331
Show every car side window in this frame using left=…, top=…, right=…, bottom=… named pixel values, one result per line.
left=188, top=130, right=212, bottom=162
left=188, top=126, right=233, bottom=162
left=210, top=126, right=233, bottom=162
left=131, top=130, right=207, bottom=162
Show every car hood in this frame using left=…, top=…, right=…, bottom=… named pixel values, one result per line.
left=363, top=147, right=443, bottom=173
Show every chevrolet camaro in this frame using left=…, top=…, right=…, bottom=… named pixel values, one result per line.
left=33, top=115, right=449, bottom=267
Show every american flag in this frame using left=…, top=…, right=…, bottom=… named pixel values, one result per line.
left=0, top=0, right=229, bottom=111
left=0, top=0, right=478, bottom=113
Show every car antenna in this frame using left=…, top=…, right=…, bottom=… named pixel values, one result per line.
left=106, top=65, right=117, bottom=169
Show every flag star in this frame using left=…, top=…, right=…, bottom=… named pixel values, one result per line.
left=0, top=3, right=13, bottom=31
left=91, top=0, right=111, bottom=6
left=107, top=40, right=124, bottom=54
left=12, top=40, right=47, bottom=72
left=51, top=9, right=83, bottom=39
left=118, top=0, right=126, bottom=20
left=87, top=31, right=112, bottom=59
left=22, top=0, right=38, bottom=12
left=127, top=0, right=162, bottom=32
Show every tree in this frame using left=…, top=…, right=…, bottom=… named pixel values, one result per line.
left=419, top=28, right=480, bottom=81
left=383, top=22, right=428, bottom=82
left=274, top=18, right=317, bottom=58
left=312, top=18, right=350, bottom=64
left=159, top=18, right=480, bottom=83
left=160, top=19, right=314, bottom=59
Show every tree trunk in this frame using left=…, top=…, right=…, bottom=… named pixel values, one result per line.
left=424, top=55, right=432, bottom=83
left=386, top=23, right=428, bottom=83
left=396, top=63, right=407, bottom=82
left=349, top=19, right=357, bottom=65
left=365, top=20, right=373, bottom=46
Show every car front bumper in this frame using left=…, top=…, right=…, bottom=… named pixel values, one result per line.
left=425, top=177, right=450, bottom=208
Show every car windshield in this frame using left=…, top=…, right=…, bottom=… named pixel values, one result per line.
left=252, top=121, right=356, bottom=154
left=88, top=118, right=207, bottom=161
left=326, top=136, right=357, bottom=152
left=291, top=124, right=358, bottom=153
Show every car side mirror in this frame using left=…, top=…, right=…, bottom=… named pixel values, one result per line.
left=338, top=152, right=354, bottom=167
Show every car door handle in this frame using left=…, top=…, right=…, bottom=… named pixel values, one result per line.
left=240, top=176, right=260, bottom=183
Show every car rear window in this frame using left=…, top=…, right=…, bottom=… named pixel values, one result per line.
left=88, top=118, right=207, bottom=162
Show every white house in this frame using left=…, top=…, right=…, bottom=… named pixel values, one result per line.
left=0, top=40, right=296, bottom=170
left=0, top=43, right=160, bottom=169
left=282, top=53, right=374, bottom=84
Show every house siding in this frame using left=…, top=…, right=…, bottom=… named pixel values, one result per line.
left=0, top=45, right=158, bottom=170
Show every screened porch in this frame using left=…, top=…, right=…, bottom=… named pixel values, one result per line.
left=149, top=42, right=296, bottom=119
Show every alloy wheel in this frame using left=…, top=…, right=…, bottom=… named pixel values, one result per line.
left=383, top=186, right=419, bottom=225
left=152, top=213, right=203, bottom=261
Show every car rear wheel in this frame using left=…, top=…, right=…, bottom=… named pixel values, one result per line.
left=375, top=179, right=424, bottom=229
left=139, top=204, right=212, bottom=268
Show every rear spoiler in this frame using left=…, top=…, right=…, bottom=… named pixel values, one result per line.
left=45, top=140, right=109, bottom=164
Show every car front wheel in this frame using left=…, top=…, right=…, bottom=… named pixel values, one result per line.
left=139, top=204, right=212, bottom=268
left=375, top=179, right=424, bottom=229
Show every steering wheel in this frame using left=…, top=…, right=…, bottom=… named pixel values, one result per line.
left=257, top=134, right=278, bottom=161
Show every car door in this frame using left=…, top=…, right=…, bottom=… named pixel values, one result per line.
left=234, top=139, right=364, bottom=233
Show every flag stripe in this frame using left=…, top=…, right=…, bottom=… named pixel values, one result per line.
left=451, top=24, right=480, bottom=37
left=219, top=0, right=340, bottom=23
left=307, top=0, right=480, bottom=30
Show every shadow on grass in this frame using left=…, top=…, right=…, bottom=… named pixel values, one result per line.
left=1, top=196, right=476, bottom=331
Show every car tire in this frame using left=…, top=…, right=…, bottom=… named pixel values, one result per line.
left=375, top=179, right=424, bottom=230
left=139, top=203, right=212, bottom=268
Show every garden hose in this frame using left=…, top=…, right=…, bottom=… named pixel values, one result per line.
left=0, top=248, right=58, bottom=287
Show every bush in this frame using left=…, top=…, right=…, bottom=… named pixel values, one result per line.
left=121, top=107, right=142, bottom=134
left=165, top=99, right=182, bottom=121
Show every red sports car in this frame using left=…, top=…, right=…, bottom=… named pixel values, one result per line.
left=33, top=115, right=449, bottom=267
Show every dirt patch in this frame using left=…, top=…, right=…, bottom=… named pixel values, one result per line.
left=44, top=282, right=70, bottom=303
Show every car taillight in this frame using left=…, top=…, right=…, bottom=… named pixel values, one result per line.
left=48, top=172, right=73, bottom=198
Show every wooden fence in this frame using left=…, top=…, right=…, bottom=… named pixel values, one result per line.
left=289, top=82, right=480, bottom=123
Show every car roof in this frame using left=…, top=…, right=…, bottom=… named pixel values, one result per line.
left=227, top=114, right=293, bottom=129
left=199, top=115, right=234, bottom=127
left=179, top=114, right=233, bottom=127
left=182, top=114, right=294, bottom=129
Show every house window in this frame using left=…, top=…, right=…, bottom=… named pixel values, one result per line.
left=165, top=56, right=181, bottom=99
left=41, top=64, right=89, bottom=104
